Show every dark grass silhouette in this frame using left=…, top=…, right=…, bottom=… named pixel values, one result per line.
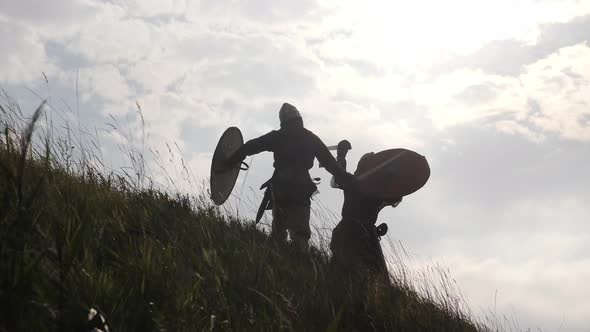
left=0, top=95, right=492, bottom=331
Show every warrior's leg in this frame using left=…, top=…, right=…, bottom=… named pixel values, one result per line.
left=365, top=227, right=390, bottom=283
left=271, top=200, right=288, bottom=242
left=287, top=204, right=311, bottom=251
left=330, top=222, right=351, bottom=269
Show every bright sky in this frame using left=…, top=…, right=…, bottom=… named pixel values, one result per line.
left=2, top=0, right=590, bottom=330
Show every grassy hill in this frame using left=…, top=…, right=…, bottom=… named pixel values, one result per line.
left=0, top=99, right=485, bottom=331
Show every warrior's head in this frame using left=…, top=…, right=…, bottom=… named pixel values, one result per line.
left=279, top=103, right=302, bottom=128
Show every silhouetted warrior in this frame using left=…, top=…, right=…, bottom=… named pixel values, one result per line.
left=331, top=150, right=402, bottom=279
left=225, top=103, right=354, bottom=250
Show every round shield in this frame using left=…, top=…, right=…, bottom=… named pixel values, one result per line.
left=210, top=127, right=244, bottom=205
left=356, top=148, right=430, bottom=200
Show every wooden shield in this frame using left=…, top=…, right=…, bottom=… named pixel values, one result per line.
left=356, top=148, right=430, bottom=200
left=210, top=127, right=244, bottom=205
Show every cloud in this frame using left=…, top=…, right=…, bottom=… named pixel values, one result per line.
left=0, top=18, right=56, bottom=85
left=519, top=43, right=590, bottom=141
left=187, top=0, right=319, bottom=23
left=172, top=30, right=319, bottom=101
left=104, top=0, right=188, bottom=18
left=439, top=15, right=590, bottom=76
left=379, top=122, right=590, bottom=258
left=454, top=83, right=500, bottom=105
left=493, top=120, right=546, bottom=143
left=0, top=0, right=96, bottom=24
left=78, top=65, right=132, bottom=102
left=414, top=42, right=590, bottom=142
left=432, top=125, right=590, bottom=212
left=66, top=11, right=156, bottom=64
left=411, top=69, right=523, bottom=129
left=318, top=56, right=386, bottom=77
left=125, top=60, right=186, bottom=94
left=438, top=255, right=590, bottom=331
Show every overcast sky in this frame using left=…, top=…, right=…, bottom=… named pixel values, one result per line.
left=2, top=0, right=590, bottom=330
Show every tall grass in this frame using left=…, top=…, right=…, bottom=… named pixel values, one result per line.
left=0, top=93, right=490, bottom=331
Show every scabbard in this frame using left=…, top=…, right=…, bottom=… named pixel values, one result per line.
left=255, top=178, right=273, bottom=224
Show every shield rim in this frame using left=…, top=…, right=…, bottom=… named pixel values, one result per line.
left=210, top=127, right=244, bottom=205
left=356, top=148, right=430, bottom=200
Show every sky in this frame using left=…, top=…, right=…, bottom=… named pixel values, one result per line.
left=1, top=0, right=590, bottom=330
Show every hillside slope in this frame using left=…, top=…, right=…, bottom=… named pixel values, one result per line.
left=0, top=102, right=482, bottom=331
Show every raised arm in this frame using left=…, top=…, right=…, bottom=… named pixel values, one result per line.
left=330, top=140, right=351, bottom=189
left=313, top=135, right=355, bottom=189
